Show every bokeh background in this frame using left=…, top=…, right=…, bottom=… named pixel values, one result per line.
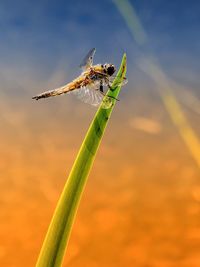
left=1, top=0, right=200, bottom=266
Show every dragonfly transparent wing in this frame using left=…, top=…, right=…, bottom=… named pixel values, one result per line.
left=103, top=76, right=128, bottom=87
left=79, top=48, right=96, bottom=70
left=72, top=83, right=112, bottom=109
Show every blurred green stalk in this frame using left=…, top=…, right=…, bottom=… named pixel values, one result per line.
left=36, top=54, right=127, bottom=267
left=113, top=0, right=200, bottom=168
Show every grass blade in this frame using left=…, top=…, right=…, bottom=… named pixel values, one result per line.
left=36, top=54, right=127, bottom=267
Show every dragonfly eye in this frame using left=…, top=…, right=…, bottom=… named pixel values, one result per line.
left=107, top=65, right=116, bottom=76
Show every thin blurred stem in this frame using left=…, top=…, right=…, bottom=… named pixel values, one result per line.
left=113, top=0, right=200, bottom=168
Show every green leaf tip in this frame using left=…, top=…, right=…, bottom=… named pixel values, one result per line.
left=115, top=53, right=127, bottom=80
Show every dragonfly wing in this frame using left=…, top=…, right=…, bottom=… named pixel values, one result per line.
left=72, top=83, right=112, bottom=109
left=72, top=83, right=102, bottom=106
left=103, top=76, right=128, bottom=87
left=79, top=48, right=96, bottom=70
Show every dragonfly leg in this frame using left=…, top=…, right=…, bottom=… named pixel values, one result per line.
left=99, top=89, right=119, bottom=102
left=100, top=80, right=104, bottom=93
left=107, top=95, right=120, bottom=101
left=104, top=80, right=120, bottom=101
left=107, top=82, right=118, bottom=92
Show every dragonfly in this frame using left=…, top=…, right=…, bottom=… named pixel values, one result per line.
left=32, top=48, right=127, bottom=109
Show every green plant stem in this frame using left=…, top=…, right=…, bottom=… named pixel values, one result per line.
left=36, top=54, right=127, bottom=267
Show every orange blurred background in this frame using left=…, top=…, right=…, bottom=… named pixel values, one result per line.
left=1, top=0, right=200, bottom=266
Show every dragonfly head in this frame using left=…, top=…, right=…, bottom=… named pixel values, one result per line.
left=104, top=64, right=116, bottom=76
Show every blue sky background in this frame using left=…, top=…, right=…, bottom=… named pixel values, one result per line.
left=0, top=0, right=199, bottom=97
